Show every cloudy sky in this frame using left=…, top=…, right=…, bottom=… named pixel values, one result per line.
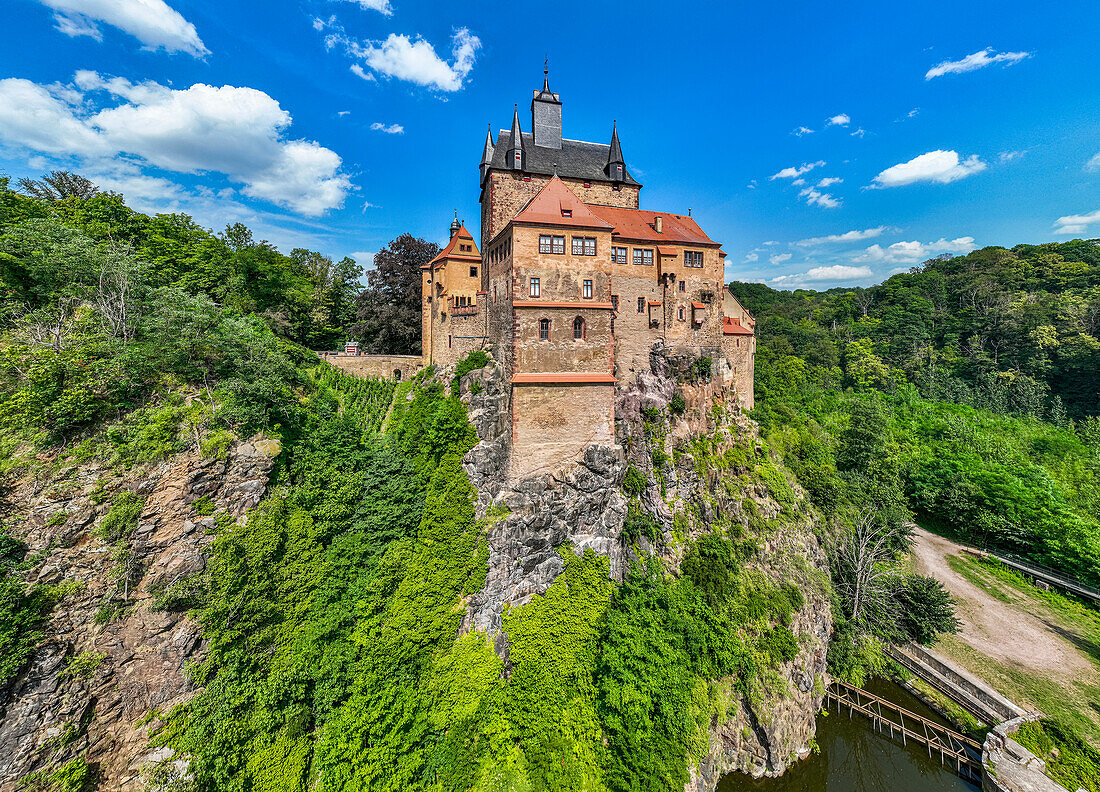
left=1, top=0, right=1098, bottom=288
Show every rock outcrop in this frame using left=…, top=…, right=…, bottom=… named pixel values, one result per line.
left=0, top=439, right=276, bottom=791
left=458, top=346, right=830, bottom=788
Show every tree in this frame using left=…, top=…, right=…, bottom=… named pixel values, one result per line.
left=836, top=398, right=889, bottom=473
left=894, top=575, right=959, bottom=645
left=351, top=233, right=438, bottom=354
left=18, top=171, right=100, bottom=202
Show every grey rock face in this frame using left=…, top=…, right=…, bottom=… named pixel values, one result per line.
left=457, top=356, right=628, bottom=636
left=0, top=439, right=276, bottom=791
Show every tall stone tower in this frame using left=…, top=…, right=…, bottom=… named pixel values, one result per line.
left=479, top=71, right=642, bottom=254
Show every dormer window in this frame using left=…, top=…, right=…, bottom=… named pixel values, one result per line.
left=561, top=209, right=572, bottom=218
left=513, top=150, right=522, bottom=168
left=613, top=164, right=623, bottom=180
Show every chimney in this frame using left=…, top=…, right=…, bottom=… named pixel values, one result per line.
left=655, top=216, right=663, bottom=233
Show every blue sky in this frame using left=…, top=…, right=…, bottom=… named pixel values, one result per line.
left=1, top=0, right=1098, bottom=289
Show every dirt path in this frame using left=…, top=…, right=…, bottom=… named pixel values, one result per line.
left=910, top=526, right=1096, bottom=684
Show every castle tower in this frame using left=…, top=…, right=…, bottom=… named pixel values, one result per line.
left=420, top=222, right=484, bottom=367
left=479, top=77, right=642, bottom=253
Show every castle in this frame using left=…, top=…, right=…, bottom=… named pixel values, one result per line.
left=339, top=71, right=756, bottom=480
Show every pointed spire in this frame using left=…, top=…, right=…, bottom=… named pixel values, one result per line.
left=449, top=210, right=461, bottom=238
left=507, top=103, right=524, bottom=170
left=607, top=120, right=624, bottom=166
left=542, top=57, right=551, bottom=95
left=606, top=120, right=625, bottom=181
left=481, top=123, right=494, bottom=165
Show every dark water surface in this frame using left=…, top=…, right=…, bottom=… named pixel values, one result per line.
left=718, top=680, right=980, bottom=792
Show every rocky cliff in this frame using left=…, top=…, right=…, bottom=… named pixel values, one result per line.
left=0, top=438, right=277, bottom=790
left=457, top=346, right=831, bottom=789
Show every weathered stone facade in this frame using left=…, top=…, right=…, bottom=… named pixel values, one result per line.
left=318, top=352, right=422, bottom=382
left=421, top=222, right=488, bottom=368
left=475, top=77, right=755, bottom=479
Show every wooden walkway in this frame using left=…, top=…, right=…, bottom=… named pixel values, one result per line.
left=826, top=680, right=983, bottom=785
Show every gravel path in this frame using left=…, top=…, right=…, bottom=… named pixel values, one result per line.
left=910, top=526, right=1096, bottom=683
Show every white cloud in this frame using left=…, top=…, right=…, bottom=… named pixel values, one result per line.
left=1053, top=209, right=1100, bottom=235
left=795, top=227, right=887, bottom=247
left=771, top=265, right=874, bottom=286
left=872, top=149, right=986, bottom=187
left=850, top=127, right=866, bottom=138
left=793, top=126, right=814, bottom=137
left=0, top=73, right=352, bottom=216
left=826, top=113, right=850, bottom=127
left=770, top=253, right=792, bottom=265
left=335, top=0, right=393, bottom=15
left=1084, top=153, right=1100, bottom=173
left=925, top=48, right=1031, bottom=80
left=855, top=237, right=976, bottom=263
left=337, top=110, right=351, bottom=117
left=791, top=178, right=805, bottom=186
left=907, top=108, right=919, bottom=118
left=33, top=0, right=208, bottom=56
left=370, top=121, right=404, bottom=134
left=331, top=27, right=481, bottom=91
left=816, top=177, right=843, bottom=187
left=799, top=186, right=840, bottom=208
left=743, top=252, right=759, bottom=263
left=770, top=160, right=825, bottom=180
left=349, top=64, right=375, bottom=82
left=999, top=150, right=1026, bottom=162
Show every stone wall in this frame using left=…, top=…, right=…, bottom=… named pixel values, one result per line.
left=481, top=171, right=639, bottom=250
left=510, top=383, right=615, bottom=480
left=319, top=352, right=423, bottom=381
left=719, top=337, right=755, bottom=411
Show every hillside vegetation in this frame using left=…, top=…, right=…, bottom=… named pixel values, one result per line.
left=732, top=242, right=1100, bottom=584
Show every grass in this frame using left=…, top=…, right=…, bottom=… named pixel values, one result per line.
left=904, top=676, right=985, bottom=735
left=935, top=554, right=1100, bottom=746
left=1015, top=719, right=1100, bottom=792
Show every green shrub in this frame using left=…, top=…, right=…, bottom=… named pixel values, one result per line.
left=622, top=465, right=647, bottom=495
left=452, top=350, right=490, bottom=392
left=760, top=626, right=799, bottom=663
left=669, top=392, right=686, bottom=415
left=190, top=495, right=215, bottom=516
left=95, top=492, right=145, bottom=543
left=694, top=357, right=713, bottom=380
left=63, top=651, right=106, bottom=680
left=622, top=502, right=660, bottom=543
left=1015, top=719, right=1100, bottom=792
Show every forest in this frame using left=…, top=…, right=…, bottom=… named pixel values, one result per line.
left=0, top=175, right=1096, bottom=790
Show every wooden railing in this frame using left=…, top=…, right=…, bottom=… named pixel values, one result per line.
left=826, top=680, right=983, bottom=785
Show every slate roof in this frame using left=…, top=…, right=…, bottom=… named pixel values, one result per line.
left=487, top=132, right=641, bottom=187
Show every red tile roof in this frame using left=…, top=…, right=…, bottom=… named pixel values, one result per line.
left=657, top=245, right=677, bottom=256
left=723, top=317, right=754, bottom=335
left=511, top=372, right=617, bottom=384
left=427, top=223, right=481, bottom=267
left=587, top=205, right=717, bottom=246
left=512, top=176, right=614, bottom=230
left=691, top=301, right=707, bottom=309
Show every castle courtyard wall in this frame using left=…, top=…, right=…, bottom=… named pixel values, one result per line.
left=510, top=383, right=615, bottom=479
left=319, top=353, right=424, bottom=381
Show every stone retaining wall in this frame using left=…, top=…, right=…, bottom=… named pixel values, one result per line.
left=318, top=352, right=423, bottom=381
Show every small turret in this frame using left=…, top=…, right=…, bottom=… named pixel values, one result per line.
left=480, top=123, right=494, bottom=183
left=506, top=104, right=524, bottom=170
left=449, top=210, right=460, bottom=239
left=531, top=62, right=562, bottom=150
left=606, top=121, right=625, bottom=182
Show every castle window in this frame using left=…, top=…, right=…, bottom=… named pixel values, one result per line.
left=539, top=318, right=550, bottom=341
left=611, top=294, right=619, bottom=311
left=612, top=246, right=627, bottom=264
left=573, top=316, right=586, bottom=340
left=633, top=248, right=654, bottom=266
left=513, top=150, right=522, bottom=168
left=530, top=277, right=540, bottom=297
left=562, top=209, right=573, bottom=218
left=679, top=280, right=686, bottom=292
left=684, top=251, right=704, bottom=268
left=613, top=164, right=623, bottom=180
left=679, top=306, right=685, bottom=321
left=637, top=297, right=645, bottom=313
left=572, top=237, right=596, bottom=256
left=539, top=235, right=565, bottom=254
left=583, top=181, right=592, bottom=188
left=583, top=279, right=593, bottom=299
left=470, top=266, right=478, bottom=277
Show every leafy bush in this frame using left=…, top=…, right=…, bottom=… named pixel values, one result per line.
left=669, top=392, right=686, bottom=415
left=1015, top=719, right=1100, bottom=792
left=96, top=492, right=145, bottom=543
left=452, top=349, right=489, bottom=384
left=622, top=465, right=647, bottom=495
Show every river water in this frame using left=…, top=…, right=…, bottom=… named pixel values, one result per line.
left=718, top=679, right=980, bottom=792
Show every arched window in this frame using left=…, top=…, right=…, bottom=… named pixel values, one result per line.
left=539, top=318, right=550, bottom=341
left=394, top=369, right=402, bottom=381
left=573, top=316, right=585, bottom=340
left=678, top=306, right=685, bottom=321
